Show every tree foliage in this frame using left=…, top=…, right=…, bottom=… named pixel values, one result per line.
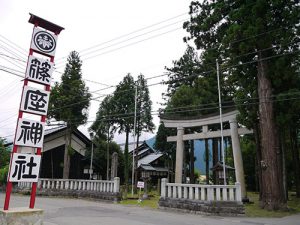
left=183, top=0, right=300, bottom=210
left=48, top=51, right=91, bottom=178
left=90, top=95, right=115, bottom=140
left=49, top=51, right=91, bottom=129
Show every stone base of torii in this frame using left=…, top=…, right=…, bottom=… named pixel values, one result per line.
left=160, top=110, right=253, bottom=200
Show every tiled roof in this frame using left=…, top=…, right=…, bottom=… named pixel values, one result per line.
left=138, top=153, right=163, bottom=167
left=44, top=125, right=66, bottom=135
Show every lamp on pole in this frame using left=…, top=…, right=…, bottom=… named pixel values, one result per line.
left=89, top=131, right=94, bottom=180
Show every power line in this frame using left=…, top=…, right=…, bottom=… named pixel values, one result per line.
left=75, top=27, right=182, bottom=62
left=0, top=68, right=24, bottom=78
left=0, top=53, right=27, bottom=63
left=55, top=12, right=189, bottom=63
left=48, top=48, right=300, bottom=112
left=3, top=93, right=300, bottom=139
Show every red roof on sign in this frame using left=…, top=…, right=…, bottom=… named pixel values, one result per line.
left=28, top=13, right=64, bottom=34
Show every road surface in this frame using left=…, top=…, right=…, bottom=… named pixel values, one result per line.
left=0, top=193, right=299, bottom=225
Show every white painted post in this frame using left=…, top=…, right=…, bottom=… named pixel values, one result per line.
left=66, top=180, right=70, bottom=190
left=189, top=187, right=194, bottom=200
left=183, top=186, right=188, bottom=199
left=201, top=187, right=205, bottom=200
left=161, top=178, right=167, bottom=198
left=229, top=188, right=234, bottom=201
left=168, top=185, right=172, bottom=198
left=222, top=187, right=228, bottom=201
left=235, top=182, right=242, bottom=202
left=55, top=180, right=59, bottom=189
left=114, top=177, right=120, bottom=193
left=195, top=187, right=199, bottom=200
left=171, top=185, right=176, bottom=198
left=178, top=185, right=182, bottom=198
left=207, top=187, right=214, bottom=201
left=216, top=187, right=221, bottom=201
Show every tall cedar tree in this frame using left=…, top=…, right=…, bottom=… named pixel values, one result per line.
left=90, top=95, right=115, bottom=141
left=48, top=51, right=91, bottom=179
left=184, top=0, right=300, bottom=210
left=112, top=74, right=135, bottom=187
left=90, top=95, right=115, bottom=179
left=113, top=74, right=154, bottom=187
left=135, top=74, right=155, bottom=144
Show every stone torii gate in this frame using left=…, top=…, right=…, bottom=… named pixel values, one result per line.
left=160, top=110, right=252, bottom=200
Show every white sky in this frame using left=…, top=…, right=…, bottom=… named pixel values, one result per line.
left=0, top=0, right=192, bottom=143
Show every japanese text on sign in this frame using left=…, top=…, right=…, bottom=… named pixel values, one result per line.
left=20, top=86, right=50, bottom=115
left=26, top=55, right=54, bottom=85
left=9, top=153, right=41, bottom=182
left=137, top=181, right=144, bottom=188
left=15, top=118, right=45, bottom=148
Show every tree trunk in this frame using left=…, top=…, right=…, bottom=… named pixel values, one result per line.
left=257, top=52, right=286, bottom=210
left=190, top=140, right=195, bottom=183
left=290, top=128, right=300, bottom=197
left=205, top=139, right=209, bottom=184
left=63, top=128, right=71, bottom=179
left=254, top=124, right=263, bottom=199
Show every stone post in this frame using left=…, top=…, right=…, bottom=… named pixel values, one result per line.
left=113, top=177, right=120, bottom=193
left=235, top=182, right=242, bottom=202
left=161, top=178, right=167, bottom=198
left=175, top=127, right=184, bottom=183
left=110, top=152, right=118, bottom=179
left=229, top=118, right=247, bottom=200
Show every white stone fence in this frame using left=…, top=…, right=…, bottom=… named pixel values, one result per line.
left=18, top=177, right=120, bottom=193
left=161, top=178, right=242, bottom=202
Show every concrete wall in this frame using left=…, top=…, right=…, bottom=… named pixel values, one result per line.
left=158, top=198, right=245, bottom=216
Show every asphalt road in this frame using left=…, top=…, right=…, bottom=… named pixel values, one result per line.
left=1, top=193, right=300, bottom=225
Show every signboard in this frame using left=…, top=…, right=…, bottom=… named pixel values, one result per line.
left=15, top=118, right=45, bottom=148
left=30, top=27, right=57, bottom=56
left=137, top=181, right=144, bottom=188
left=20, top=86, right=50, bottom=115
left=25, top=55, right=54, bottom=85
left=9, top=153, right=41, bottom=182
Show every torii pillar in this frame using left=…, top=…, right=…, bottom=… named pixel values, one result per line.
left=175, top=127, right=184, bottom=183
left=230, top=118, right=247, bottom=200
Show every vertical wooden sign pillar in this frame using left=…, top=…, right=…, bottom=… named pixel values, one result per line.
left=3, top=13, right=64, bottom=210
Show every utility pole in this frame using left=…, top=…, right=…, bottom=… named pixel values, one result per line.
left=131, top=85, right=138, bottom=196
left=89, top=132, right=94, bottom=180
left=216, top=59, right=227, bottom=185
left=106, top=126, right=110, bottom=180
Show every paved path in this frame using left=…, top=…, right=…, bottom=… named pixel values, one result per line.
left=1, top=193, right=300, bottom=225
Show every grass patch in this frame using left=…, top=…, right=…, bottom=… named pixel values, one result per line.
left=120, top=191, right=160, bottom=209
left=245, top=192, right=300, bottom=217
left=120, top=189, right=300, bottom=217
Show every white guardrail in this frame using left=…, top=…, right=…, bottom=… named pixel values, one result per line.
left=161, top=178, right=242, bottom=202
left=18, top=177, right=120, bottom=193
